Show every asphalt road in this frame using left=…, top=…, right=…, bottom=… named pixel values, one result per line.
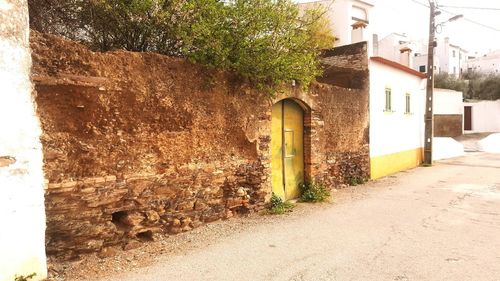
left=101, top=152, right=500, bottom=281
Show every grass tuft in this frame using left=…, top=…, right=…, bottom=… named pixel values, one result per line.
left=299, top=181, right=330, bottom=203
left=267, top=193, right=295, bottom=215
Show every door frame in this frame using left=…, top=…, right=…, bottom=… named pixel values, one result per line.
left=270, top=98, right=312, bottom=200
left=464, top=106, right=472, bottom=131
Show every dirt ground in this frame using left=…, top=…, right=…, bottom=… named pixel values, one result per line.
left=49, top=152, right=500, bottom=281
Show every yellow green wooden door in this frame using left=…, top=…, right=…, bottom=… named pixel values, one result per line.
left=271, top=99, right=304, bottom=201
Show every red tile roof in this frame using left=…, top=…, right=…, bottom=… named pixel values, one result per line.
left=370, top=56, right=427, bottom=79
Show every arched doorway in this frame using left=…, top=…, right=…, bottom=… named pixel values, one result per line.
left=271, top=99, right=304, bottom=200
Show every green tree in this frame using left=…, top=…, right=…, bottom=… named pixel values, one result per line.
left=178, top=0, right=328, bottom=93
left=29, top=0, right=86, bottom=39
left=434, top=71, right=500, bottom=100
left=29, top=0, right=331, bottom=94
left=29, top=0, right=184, bottom=53
left=301, top=5, right=335, bottom=50
left=477, top=74, right=500, bottom=100
left=434, top=72, right=468, bottom=93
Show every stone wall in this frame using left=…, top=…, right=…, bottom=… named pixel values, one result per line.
left=319, top=42, right=369, bottom=89
left=0, top=1, right=47, bottom=280
left=31, top=32, right=370, bottom=258
left=434, top=114, right=463, bottom=137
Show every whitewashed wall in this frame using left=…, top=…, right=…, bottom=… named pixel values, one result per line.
left=412, top=54, right=440, bottom=74
left=0, top=1, right=47, bottom=280
left=434, top=88, right=464, bottom=115
left=435, top=38, right=466, bottom=77
left=465, top=100, right=500, bottom=133
left=299, top=0, right=374, bottom=51
left=467, top=50, right=500, bottom=74
left=369, top=59, right=426, bottom=157
left=376, top=33, right=416, bottom=67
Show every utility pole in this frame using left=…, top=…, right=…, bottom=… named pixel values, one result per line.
left=424, top=0, right=437, bottom=165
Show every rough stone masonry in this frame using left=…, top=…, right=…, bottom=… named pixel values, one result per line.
left=30, top=32, right=371, bottom=259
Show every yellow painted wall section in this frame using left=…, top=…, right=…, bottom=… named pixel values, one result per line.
left=370, top=148, right=423, bottom=179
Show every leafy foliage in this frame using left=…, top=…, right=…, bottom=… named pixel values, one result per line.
left=29, top=0, right=183, bottom=53
left=301, top=5, right=336, bottom=50
left=435, top=72, right=500, bottom=101
left=28, top=0, right=332, bottom=94
left=348, top=176, right=367, bottom=186
left=476, top=74, right=500, bottom=100
left=299, top=181, right=330, bottom=203
left=178, top=0, right=330, bottom=93
left=434, top=73, right=468, bottom=93
left=267, top=193, right=294, bottom=215
left=28, top=0, right=82, bottom=38
left=14, top=273, right=36, bottom=281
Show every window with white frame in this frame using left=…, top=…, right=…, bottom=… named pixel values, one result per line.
left=352, top=6, right=368, bottom=23
left=405, top=93, right=411, bottom=114
left=384, top=87, right=392, bottom=112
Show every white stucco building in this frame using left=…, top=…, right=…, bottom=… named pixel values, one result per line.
left=463, top=99, right=500, bottom=133
left=467, top=49, right=500, bottom=74
left=298, top=0, right=375, bottom=50
left=375, top=33, right=417, bottom=68
left=373, top=33, right=444, bottom=75
left=0, top=1, right=48, bottom=281
left=369, top=56, right=426, bottom=179
left=412, top=53, right=441, bottom=75
left=435, top=37, right=468, bottom=78
left=405, top=37, right=466, bottom=77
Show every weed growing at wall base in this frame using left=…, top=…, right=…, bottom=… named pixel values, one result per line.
left=299, top=181, right=330, bottom=203
left=267, top=193, right=295, bottom=215
left=14, top=273, right=36, bottom=281
left=348, top=176, right=367, bottom=186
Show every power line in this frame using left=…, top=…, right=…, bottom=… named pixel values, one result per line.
left=439, top=7, right=500, bottom=32
left=439, top=5, right=500, bottom=11
left=408, top=0, right=500, bottom=33
left=409, top=0, right=429, bottom=8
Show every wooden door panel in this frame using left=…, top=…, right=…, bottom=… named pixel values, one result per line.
left=271, top=102, right=285, bottom=199
left=283, top=100, right=304, bottom=200
left=464, top=106, right=472, bottom=131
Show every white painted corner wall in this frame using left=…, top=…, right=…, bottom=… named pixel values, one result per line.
left=369, top=60, right=425, bottom=158
left=433, top=88, right=464, bottom=115
left=0, top=0, right=47, bottom=280
left=298, top=0, right=374, bottom=52
left=464, top=100, right=500, bottom=133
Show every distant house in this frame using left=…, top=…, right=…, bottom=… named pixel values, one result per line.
left=369, top=57, right=426, bottom=179
left=375, top=33, right=417, bottom=68
left=300, top=1, right=431, bottom=179
left=413, top=52, right=440, bottom=75
left=463, top=99, right=500, bottom=133
left=467, top=49, right=500, bottom=74
left=378, top=36, right=466, bottom=78
left=435, top=37, right=468, bottom=78
left=298, top=0, right=375, bottom=49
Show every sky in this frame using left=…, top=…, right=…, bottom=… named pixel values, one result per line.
left=297, top=0, right=500, bottom=55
